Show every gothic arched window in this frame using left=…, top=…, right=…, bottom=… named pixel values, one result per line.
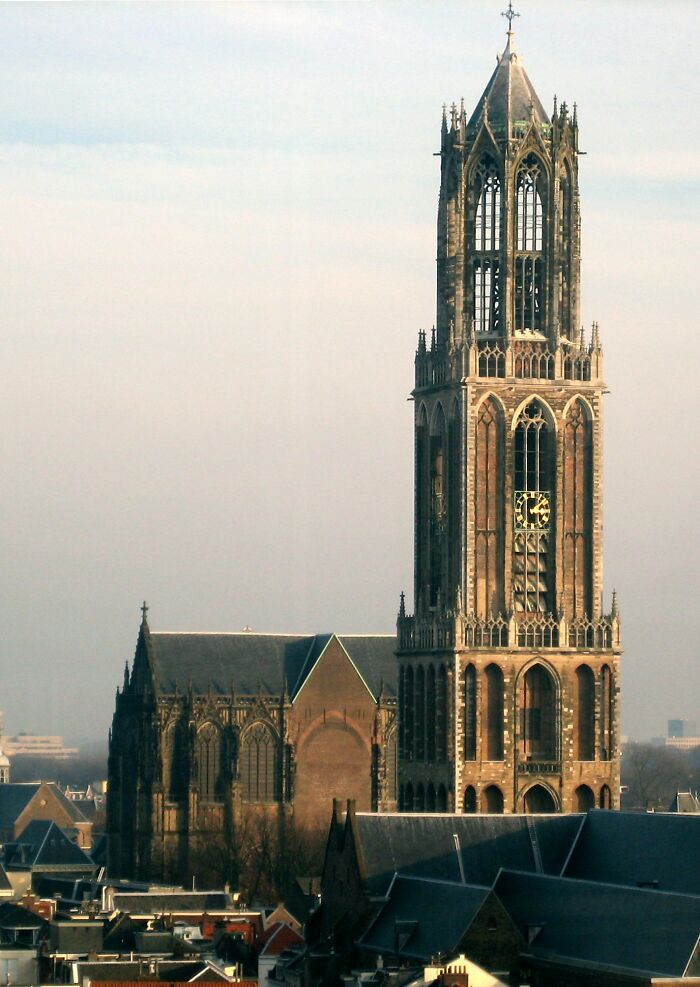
left=196, top=723, right=221, bottom=801
left=386, top=729, right=397, bottom=802
left=415, top=665, right=425, bottom=761
left=483, top=784, right=504, bottom=813
left=472, top=157, right=502, bottom=335
left=475, top=397, right=504, bottom=616
left=436, top=665, right=448, bottom=762
left=426, top=665, right=436, bottom=762
left=575, top=665, right=595, bottom=761
left=519, top=664, right=558, bottom=761
left=513, top=400, right=554, bottom=612
left=485, top=664, right=504, bottom=761
left=563, top=400, right=592, bottom=617
left=404, top=665, right=414, bottom=760
left=162, top=721, right=186, bottom=801
left=464, top=664, right=477, bottom=761
left=429, top=406, right=447, bottom=608
left=600, top=665, right=613, bottom=762
left=240, top=723, right=281, bottom=803
left=559, top=161, right=573, bottom=338
left=464, top=786, right=477, bottom=813
left=515, top=154, right=546, bottom=332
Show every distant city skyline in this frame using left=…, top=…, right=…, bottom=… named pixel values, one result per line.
left=0, top=1, right=697, bottom=743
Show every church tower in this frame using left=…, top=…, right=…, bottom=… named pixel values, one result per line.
left=396, top=17, right=621, bottom=814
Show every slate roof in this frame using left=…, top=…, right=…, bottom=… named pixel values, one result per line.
left=494, top=869, right=700, bottom=978
left=112, top=892, right=233, bottom=915
left=0, top=902, right=48, bottom=930
left=76, top=961, right=230, bottom=983
left=352, top=812, right=582, bottom=896
left=147, top=632, right=396, bottom=701
left=467, top=34, right=549, bottom=133
left=359, top=875, right=489, bottom=961
left=563, top=809, right=700, bottom=895
left=5, top=820, right=94, bottom=872
left=0, top=784, right=40, bottom=830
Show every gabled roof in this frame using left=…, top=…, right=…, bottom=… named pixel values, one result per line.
left=563, top=809, right=700, bottom=895
left=112, top=892, right=233, bottom=915
left=76, top=960, right=231, bottom=983
left=352, top=812, right=582, bottom=896
left=144, top=631, right=396, bottom=701
left=0, top=784, right=41, bottom=829
left=494, top=869, right=700, bottom=978
left=259, top=922, right=304, bottom=957
left=467, top=33, right=548, bottom=134
left=358, top=875, right=489, bottom=961
left=0, top=901, right=48, bottom=931
left=6, top=820, right=94, bottom=871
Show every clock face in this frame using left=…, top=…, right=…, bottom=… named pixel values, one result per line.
left=514, top=490, right=551, bottom=531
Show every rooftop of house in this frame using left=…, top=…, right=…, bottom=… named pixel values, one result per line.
left=350, top=811, right=583, bottom=896
left=494, top=868, right=700, bottom=979
left=563, top=809, right=700, bottom=895
left=358, top=875, right=490, bottom=962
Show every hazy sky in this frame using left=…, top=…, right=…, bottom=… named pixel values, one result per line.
left=0, top=1, right=697, bottom=744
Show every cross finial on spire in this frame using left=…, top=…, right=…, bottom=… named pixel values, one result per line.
left=502, top=1, right=520, bottom=33
left=141, top=600, right=149, bottom=622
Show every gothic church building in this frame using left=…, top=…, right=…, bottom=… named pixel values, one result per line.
left=108, top=21, right=622, bottom=884
left=396, top=25, right=621, bottom=815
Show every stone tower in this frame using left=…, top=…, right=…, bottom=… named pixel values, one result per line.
left=396, top=24, right=621, bottom=814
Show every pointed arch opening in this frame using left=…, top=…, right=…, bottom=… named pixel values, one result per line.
left=515, top=153, right=547, bottom=333
left=475, top=396, right=505, bottom=616
left=483, top=784, right=504, bottom=813
left=415, top=783, right=426, bottom=813
left=162, top=720, right=187, bottom=801
left=404, top=782, right=414, bottom=813
left=426, top=782, right=436, bottom=812
left=415, top=665, right=425, bottom=762
left=426, top=664, right=436, bottom=762
left=436, top=664, right=448, bottom=762
left=485, top=664, right=504, bottom=761
left=558, top=159, right=574, bottom=339
left=240, top=723, right=281, bottom=803
left=429, top=405, right=447, bottom=608
left=600, top=784, right=612, bottom=809
left=464, top=664, right=477, bottom=761
left=513, top=399, right=555, bottom=613
left=464, top=785, right=477, bottom=814
left=575, top=665, right=595, bottom=761
left=518, top=663, right=558, bottom=762
left=471, top=156, right=502, bottom=335
left=404, top=665, right=414, bottom=761
left=575, top=784, right=595, bottom=813
left=196, top=722, right=221, bottom=801
left=600, top=665, right=614, bottom=762
left=563, top=399, right=593, bottom=617
left=523, top=783, right=557, bottom=814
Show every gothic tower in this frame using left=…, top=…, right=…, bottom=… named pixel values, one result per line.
left=396, top=22, right=621, bottom=814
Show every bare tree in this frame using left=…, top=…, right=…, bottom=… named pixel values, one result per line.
left=622, top=742, right=691, bottom=810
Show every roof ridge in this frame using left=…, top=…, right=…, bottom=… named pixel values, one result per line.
left=499, top=867, right=700, bottom=900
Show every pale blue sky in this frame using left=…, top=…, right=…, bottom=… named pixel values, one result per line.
left=0, top=1, right=697, bottom=743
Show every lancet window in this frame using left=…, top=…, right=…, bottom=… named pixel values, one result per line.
left=514, top=154, right=546, bottom=333
left=196, top=723, right=221, bottom=801
left=474, top=397, right=504, bottom=616
left=558, top=163, right=573, bottom=338
left=240, top=723, right=281, bottom=803
left=563, top=400, right=592, bottom=617
left=518, top=664, right=557, bottom=761
left=513, top=401, right=553, bottom=612
left=464, top=664, right=477, bottom=761
left=472, top=157, right=502, bottom=335
left=485, top=664, right=504, bottom=761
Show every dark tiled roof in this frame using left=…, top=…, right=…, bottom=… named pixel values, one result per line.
left=0, top=902, right=48, bottom=930
left=0, top=784, right=40, bottom=829
left=468, top=35, right=548, bottom=132
left=563, top=809, right=700, bottom=894
left=353, top=812, right=582, bottom=896
left=76, top=961, right=228, bottom=983
left=148, top=632, right=396, bottom=701
left=8, top=820, right=94, bottom=871
left=359, top=875, right=488, bottom=961
left=494, top=869, right=700, bottom=978
left=112, top=892, right=233, bottom=914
